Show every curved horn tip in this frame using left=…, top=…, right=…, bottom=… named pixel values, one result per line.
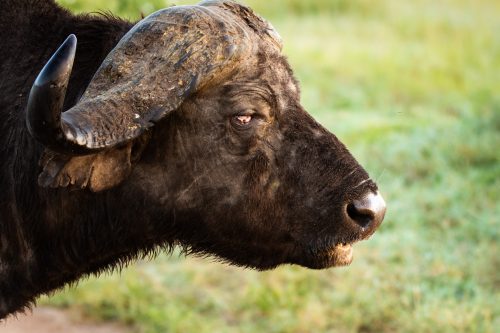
left=26, top=34, right=86, bottom=155
left=34, top=34, right=78, bottom=87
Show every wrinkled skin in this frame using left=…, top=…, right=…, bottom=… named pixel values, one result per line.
left=0, top=0, right=385, bottom=318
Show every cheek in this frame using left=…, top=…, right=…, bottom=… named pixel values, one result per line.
left=224, top=119, right=263, bottom=154
left=243, top=150, right=286, bottom=216
left=245, top=151, right=271, bottom=188
left=198, top=151, right=275, bottom=212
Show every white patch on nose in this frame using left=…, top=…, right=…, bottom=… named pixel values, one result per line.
left=357, top=191, right=386, bottom=214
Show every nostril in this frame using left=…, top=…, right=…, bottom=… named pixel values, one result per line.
left=345, top=191, right=387, bottom=229
left=346, top=202, right=374, bottom=228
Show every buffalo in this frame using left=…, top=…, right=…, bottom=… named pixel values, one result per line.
left=0, top=0, right=386, bottom=318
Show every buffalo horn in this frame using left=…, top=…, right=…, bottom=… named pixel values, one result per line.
left=26, top=1, right=281, bottom=155
left=26, top=34, right=98, bottom=155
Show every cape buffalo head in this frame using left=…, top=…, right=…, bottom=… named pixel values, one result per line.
left=26, top=0, right=386, bottom=269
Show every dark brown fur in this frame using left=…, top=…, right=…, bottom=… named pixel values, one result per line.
left=0, top=0, right=380, bottom=318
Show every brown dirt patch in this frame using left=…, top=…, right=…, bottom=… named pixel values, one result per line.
left=0, top=307, right=131, bottom=333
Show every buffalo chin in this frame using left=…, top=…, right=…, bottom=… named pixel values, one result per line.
left=292, top=243, right=355, bottom=269
left=326, top=243, right=354, bottom=267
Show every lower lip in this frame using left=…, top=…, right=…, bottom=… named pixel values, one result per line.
left=330, top=244, right=353, bottom=262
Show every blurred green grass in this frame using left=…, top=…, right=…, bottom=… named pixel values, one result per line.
left=49, top=0, right=500, bottom=332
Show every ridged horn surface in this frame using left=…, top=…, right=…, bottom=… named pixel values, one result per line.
left=27, top=1, right=282, bottom=153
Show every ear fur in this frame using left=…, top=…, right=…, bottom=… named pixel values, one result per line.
left=38, top=143, right=133, bottom=192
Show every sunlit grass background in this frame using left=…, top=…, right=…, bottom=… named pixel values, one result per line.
left=47, top=0, right=500, bottom=332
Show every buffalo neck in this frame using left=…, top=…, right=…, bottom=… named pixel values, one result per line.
left=0, top=0, right=136, bottom=317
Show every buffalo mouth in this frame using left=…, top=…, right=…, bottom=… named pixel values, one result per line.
left=325, top=242, right=354, bottom=266
left=306, top=191, right=387, bottom=268
left=295, top=239, right=365, bottom=269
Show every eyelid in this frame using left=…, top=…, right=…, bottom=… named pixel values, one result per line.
left=236, top=109, right=258, bottom=116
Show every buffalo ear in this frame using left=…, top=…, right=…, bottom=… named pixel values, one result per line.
left=38, top=143, right=133, bottom=192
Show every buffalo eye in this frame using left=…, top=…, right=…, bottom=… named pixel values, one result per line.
left=231, top=114, right=254, bottom=129
left=235, top=115, right=252, bottom=124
